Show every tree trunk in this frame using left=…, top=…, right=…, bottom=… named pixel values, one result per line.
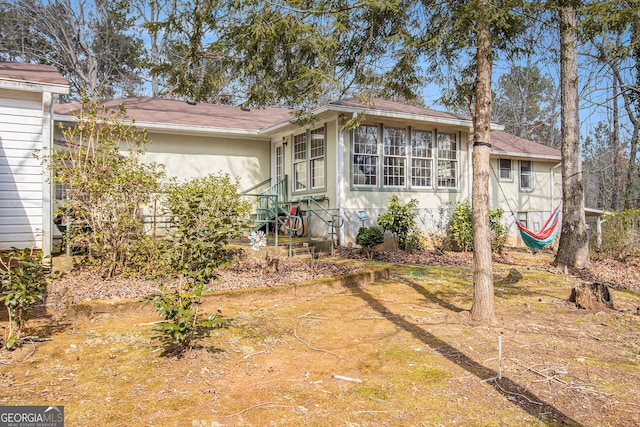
left=470, top=1, right=496, bottom=323
left=556, top=1, right=589, bottom=269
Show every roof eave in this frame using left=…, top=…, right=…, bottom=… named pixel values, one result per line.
left=490, top=150, right=561, bottom=161
left=0, top=78, right=69, bottom=94
left=54, top=114, right=268, bottom=140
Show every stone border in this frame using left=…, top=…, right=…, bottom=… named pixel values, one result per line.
left=68, top=267, right=390, bottom=318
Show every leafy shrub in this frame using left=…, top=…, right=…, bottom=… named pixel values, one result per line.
left=46, top=99, right=166, bottom=278
left=489, top=208, right=509, bottom=253
left=377, top=196, right=422, bottom=251
left=149, top=173, right=249, bottom=356
left=403, top=231, right=426, bottom=254
left=146, top=282, right=226, bottom=357
left=0, top=248, right=47, bottom=350
left=164, top=173, right=251, bottom=285
left=356, top=226, right=385, bottom=258
left=592, top=209, right=640, bottom=261
left=449, top=201, right=473, bottom=251
left=449, top=201, right=508, bottom=252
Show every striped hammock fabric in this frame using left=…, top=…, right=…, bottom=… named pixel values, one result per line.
left=516, top=206, right=561, bottom=254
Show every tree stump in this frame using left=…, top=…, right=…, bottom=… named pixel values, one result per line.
left=569, top=282, right=614, bottom=310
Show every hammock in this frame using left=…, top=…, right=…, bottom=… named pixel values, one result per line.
left=516, top=206, right=561, bottom=254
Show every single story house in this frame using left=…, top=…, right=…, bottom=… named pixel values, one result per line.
left=1, top=61, right=562, bottom=253
left=55, top=97, right=562, bottom=248
left=0, top=63, right=69, bottom=256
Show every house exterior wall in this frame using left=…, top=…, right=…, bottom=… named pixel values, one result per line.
left=489, top=156, right=562, bottom=247
left=337, top=117, right=473, bottom=245
left=0, top=88, right=48, bottom=251
left=142, top=132, right=272, bottom=190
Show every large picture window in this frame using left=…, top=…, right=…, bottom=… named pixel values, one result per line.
left=437, top=132, right=458, bottom=188
left=353, top=125, right=378, bottom=186
left=293, top=126, right=326, bottom=193
left=352, top=125, right=459, bottom=190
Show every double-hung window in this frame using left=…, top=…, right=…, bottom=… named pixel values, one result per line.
left=310, top=127, right=325, bottom=189
left=411, top=130, right=433, bottom=188
left=499, top=158, right=512, bottom=181
left=353, top=125, right=378, bottom=186
left=437, top=132, right=458, bottom=188
left=293, top=126, right=326, bottom=193
left=519, top=160, right=533, bottom=191
left=383, top=127, right=406, bottom=187
left=293, top=133, right=307, bottom=191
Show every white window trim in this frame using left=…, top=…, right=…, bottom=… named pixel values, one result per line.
left=498, top=158, right=513, bottom=182
left=292, top=125, right=327, bottom=194
left=519, top=160, right=534, bottom=192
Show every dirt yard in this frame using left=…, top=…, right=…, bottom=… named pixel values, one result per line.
left=1, top=249, right=639, bottom=426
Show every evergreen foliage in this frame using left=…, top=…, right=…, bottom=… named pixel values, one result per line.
left=0, top=248, right=47, bottom=350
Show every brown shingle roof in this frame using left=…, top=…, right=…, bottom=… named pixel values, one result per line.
left=0, top=62, right=68, bottom=87
left=55, top=97, right=294, bottom=131
left=329, top=97, right=473, bottom=123
left=491, top=130, right=560, bottom=159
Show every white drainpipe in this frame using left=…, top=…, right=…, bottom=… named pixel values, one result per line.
left=337, top=116, right=345, bottom=246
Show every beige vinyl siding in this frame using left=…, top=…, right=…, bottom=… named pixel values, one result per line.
left=0, top=89, right=45, bottom=250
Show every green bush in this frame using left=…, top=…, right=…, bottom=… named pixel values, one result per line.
left=593, top=209, right=640, bottom=261
left=146, top=282, right=226, bottom=357
left=164, top=173, right=251, bottom=285
left=356, top=226, right=385, bottom=258
left=377, top=196, right=422, bottom=251
left=449, top=201, right=473, bottom=251
left=0, top=248, right=47, bottom=350
left=449, top=201, right=508, bottom=252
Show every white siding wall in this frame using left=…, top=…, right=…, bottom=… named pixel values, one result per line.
left=0, top=89, right=45, bottom=250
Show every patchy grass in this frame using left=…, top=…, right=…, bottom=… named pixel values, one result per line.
left=1, top=251, right=639, bottom=426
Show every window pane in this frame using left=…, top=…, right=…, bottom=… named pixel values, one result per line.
left=520, top=160, right=533, bottom=190
left=412, top=130, right=433, bottom=187
left=293, top=132, right=307, bottom=191
left=499, top=158, right=511, bottom=180
left=353, top=125, right=378, bottom=186
left=437, top=133, right=458, bottom=188
left=275, top=145, right=283, bottom=183
left=383, top=127, right=406, bottom=186
left=310, top=127, right=325, bottom=189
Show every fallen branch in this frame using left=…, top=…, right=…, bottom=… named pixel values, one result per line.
left=21, top=336, right=52, bottom=342
left=293, top=329, right=340, bottom=358
left=332, top=374, right=363, bottom=383
left=243, top=350, right=268, bottom=360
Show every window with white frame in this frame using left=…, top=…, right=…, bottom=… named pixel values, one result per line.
left=383, top=127, right=406, bottom=186
left=275, top=144, right=284, bottom=183
left=499, top=158, right=512, bottom=180
left=293, top=126, right=326, bottom=193
left=353, top=125, right=378, bottom=186
left=519, top=160, right=533, bottom=191
left=293, top=132, right=307, bottom=191
left=310, top=127, right=325, bottom=189
left=436, top=132, right=458, bottom=188
left=352, top=125, right=459, bottom=190
left=411, top=129, right=433, bottom=188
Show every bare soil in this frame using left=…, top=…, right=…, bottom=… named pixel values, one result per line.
left=1, top=249, right=639, bottom=426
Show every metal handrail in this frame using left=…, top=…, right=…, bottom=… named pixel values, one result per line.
left=297, top=196, right=344, bottom=255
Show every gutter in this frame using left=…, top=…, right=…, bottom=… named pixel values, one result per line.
left=55, top=114, right=270, bottom=140
left=0, top=79, right=69, bottom=95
